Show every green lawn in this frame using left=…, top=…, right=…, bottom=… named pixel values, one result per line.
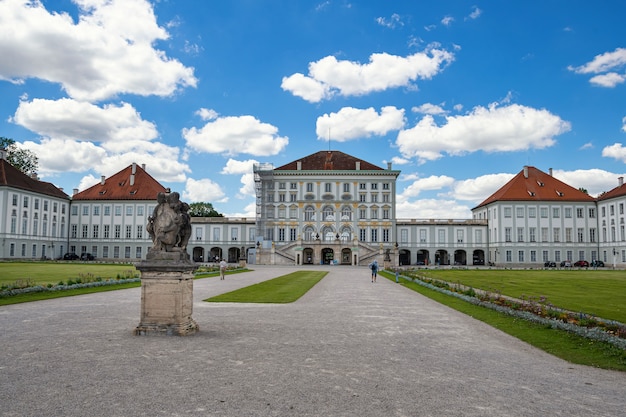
left=205, top=270, right=326, bottom=303
left=0, top=261, right=138, bottom=288
left=380, top=270, right=626, bottom=371
left=417, top=269, right=626, bottom=323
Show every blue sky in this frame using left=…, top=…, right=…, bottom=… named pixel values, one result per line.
left=1, top=0, right=626, bottom=219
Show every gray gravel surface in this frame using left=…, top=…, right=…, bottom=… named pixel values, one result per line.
left=1, top=265, right=624, bottom=416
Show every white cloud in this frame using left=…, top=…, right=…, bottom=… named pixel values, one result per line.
left=23, top=138, right=107, bottom=175
left=623, top=117, right=626, bottom=132
left=196, top=108, right=219, bottom=121
left=182, top=178, right=227, bottom=203
left=221, top=158, right=258, bottom=175
left=441, top=16, right=454, bottom=26
left=281, top=48, right=454, bottom=102
left=12, top=98, right=158, bottom=142
left=589, top=72, right=626, bottom=88
left=467, top=7, right=482, bottom=20
left=412, top=103, right=446, bottom=115
left=569, top=47, right=626, bottom=75
left=316, top=106, right=405, bottom=141
left=0, top=0, right=197, bottom=101
left=396, top=103, right=571, bottom=163
left=451, top=173, right=515, bottom=203
left=602, top=143, right=626, bottom=162
left=376, top=13, right=403, bottom=29
left=396, top=198, right=471, bottom=219
left=183, top=114, right=289, bottom=157
left=399, top=175, right=455, bottom=198
left=552, top=168, right=625, bottom=197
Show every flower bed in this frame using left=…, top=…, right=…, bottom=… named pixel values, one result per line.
left=397, top=270, right=626, bottom=350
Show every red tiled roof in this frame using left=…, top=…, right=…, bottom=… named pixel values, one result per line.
left=0, top=159, right=68, bottom=199
left=474, top=166, right=595, bottom=209
left=597, top=177, right=626, bottom=201
left=275, top=150, right=384, bottom=171
left=72, top=163, right=167, bottom=201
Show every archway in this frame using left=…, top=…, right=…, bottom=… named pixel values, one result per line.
left=303, top=247, right=314, bottom=264
left=209, top=246, right=222, bottom=262
left=321, top=247, right=334, bottom=264
left=435, top=249, right=449, bottom=265
left=416, top=249, right=429, bottom=265
left=472, top=249, right=485, bottom=265
left=192, top=246, right=204, bottom=262
left=454, top=250, right=467, bottom=265
left=399, top=249, right=411, bottom=266
left=228, top=247, right=240, bottom=263
left=341, top=248, right=352, bottom=264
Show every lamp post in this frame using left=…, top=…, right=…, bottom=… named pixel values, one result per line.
left=613, top=247, right=617, bottom=269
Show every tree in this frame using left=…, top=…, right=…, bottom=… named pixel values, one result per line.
left=578, top=187, right=588, bottom=194
left=0, top=137, right=39, bottom=177
left=188, top=202, right=224, bottom=217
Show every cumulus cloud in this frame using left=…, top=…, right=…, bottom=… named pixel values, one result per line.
left=552, top=168, right=625, bottom=197
left=412, top=103, right=447, bottom=115
left=316, top=106, right=405, bottom=141
left=221, top=158, right=259, bottom=175
left=399, top=175, right=455, bottom=199
left=467, top=7, right=482, bottom=20
left=182, top=178, right=227, bottom=203
left=452, top=173, right=515, bottom=203
left=569, top=48, right=626, bottom=88
left=281, top=48, right=454, bottom=102
left=183, top=111, right=289, bottom=156
left=602, top=143, right=626, bottom=162
left=396, top=103, right=571, bottom=163
left=441, top=16, right=454, bottom=26
left=0, top=0, right=197, bottom=101
left=395, top=198, right=472, bottom=219
left=12, top=98, right=158, bottom=142
left=376, top=13, right=403, bottom=29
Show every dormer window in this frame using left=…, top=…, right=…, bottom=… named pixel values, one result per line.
left=537, top=180, right=544, bottom=187
left=556, top=190, right=564, bottom=197
left=527, top=190, right=535, bottom=196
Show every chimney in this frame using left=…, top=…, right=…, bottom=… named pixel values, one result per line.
left=131, top=162, right=137, bottom=174
left=549, top=168, right=553, bottom=176
left=73, top=188, right=78, bottom=195
left=101, top=175, right=106, bottom=185
left=297, top=161, right=302, bottom=170
left=619, top=177, right=624, bottom=187
left=356, top=161, right=361, bottom=170
left=0, top=148, right=6, bottom=160
left=523, top=166, right=529, bottom=178
left=141, top=164, right=146, bottom=170
left=387, top=162, right=392, bottom=170
left=130, top=174, right=135, bottom=186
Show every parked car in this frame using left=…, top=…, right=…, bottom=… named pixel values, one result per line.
left=591, top=260, right=605, bottom=267
left=574, top=260, right=589, bottom=267
left=80, top=253, right=95, bottom=261
left=63, top=252, right=79, bottom=260
left=544, top=261, right=556, bottom=268
left=560, top=260, right=572, bottom=268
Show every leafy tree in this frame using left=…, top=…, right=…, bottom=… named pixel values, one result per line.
left=578, top=187, right=588, bottom=194
left=188, top=202, right=224, bottom=217
left=0, top=137, right=39, bottom=177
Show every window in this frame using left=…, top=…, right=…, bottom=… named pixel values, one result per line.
left=382, top=183, right=390, bottom=190
left=115, top=206, right=121, bottom=216
left=278, top=182, right=286, bottom=189
left=590, top=228, right=596, bottom=243
left=343, top=183, right=350, bottom=192
left=540, top=208, right=548, bottom=218
left=290, top=194, right=297, bottom=202
left=518, top=251, right=524, bottom=262
left=325, top=183, right=332, bottom=192
left=529, top=227, right=536, bottom=242
left=289, top=206, right=297, bottom=219
left=359, top=208, right=366, bottom=219
left=382, top=194, right=390, bottom=203
left=359, top=194, right=366, bottom=202
left=420, top=229, right=427, bottom=243
left=371, top=228, right=378, bottom=242
left=305, top=206, right=315, bottom=221
left=306, top=183, right=313, bottom=192
left=541, top=227, right=548, bottom=242
left=505, top=227, right=512, bottom=242
left=589, top=208, right=596, bottom=218
left=137, top=206, right=144, bottom=216
left=371, top=208, right=378, bottom=219
left=103, top=225, right=110, bottom=239
left=516, top=207, right=524, bottom=218
left=552, top=208, right=560, bottom=218
left=359, top=183, right=366, bottom=190
left=124, top=246, right=131, bottom=258
left=553, top=227, right=560, bottom=242
left=401, top=229, right=408, bottom=244
left=576, top=208, right=584, bottom=218
left=82, top=206, right=89, bottom=215
left=231, top=228, right=238, bottom=241
left=564, top=208, right=572, bottom=218
left=12, top=194, right=17, bottom=206
left=278, top=228, right=285, bottom=241
left=82, top=225, right=88, bottom=238
left=93, top=206, right=100, bottom=216
left=517, top=227, right=524, bottom=242
left=126, top=206, right=133, bottom=216
left=113, top=246, right=120, bottom=258
left=528, top=207, right=536, bottom=218
left=371, top=183, right=378, bottom=190
left=71, top=224, right=77, bottom=238
left=530, top=250, right=536, bottom=262
left=126, top=225, right=132, bottom=239
left=136, top=247, right=142, bottom=259
left=438, top=230, right=445, bottom=244
left=504, top=207, right=512, bottom=218
left=23, top=197, right=29, bottom=208
left=341, top=207, right=352, bottom=221
left=115, top=225, right=121, bottom=239
left=290, top=228, right=296, bottom=241
left=382, top=228, right=390, bottom=242
left=475, top=229, right=482, bottom=244
left=93, top=225, right=99, bottom=239
left=137, top=225, right=143, bottom=239
left=565, top=228, right=572, bottom=242
left=457, top=230, right=464, bottom=243
left=382, top=208, right=389, bottom=219
left=279, top=194, right=286, bottom=202
left=213, top=228, right=220, bottom=241
left=34, top=199, right=39, bottom=210
left=104, top=206, right=111, bottom=216
left=359, top=228, right=366, bottom=241
left=290, top=182, right=297, bottom=190
left=371, top=194, right=377, bottom=203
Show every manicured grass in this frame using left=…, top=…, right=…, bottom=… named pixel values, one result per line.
left=0, top=262, right=138, bottom=287
left=205, top=270, right=326, bottom=303
left=380, top=270, right=626, bottom=371
left=417, top=269, right=626, bottom=322
left=0, top=282, right=140, bottom=305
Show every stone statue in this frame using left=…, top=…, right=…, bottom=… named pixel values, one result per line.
left=147, top=190, right=191, bottom=254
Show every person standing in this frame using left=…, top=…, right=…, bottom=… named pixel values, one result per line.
left=369, top=260, right=378, bottom=282
left=219, top=259, right=227, bottom=280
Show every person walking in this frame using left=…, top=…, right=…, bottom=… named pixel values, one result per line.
left=369, top=260, right=378, bottom=282
left=219, top=259, right=227, bottom=280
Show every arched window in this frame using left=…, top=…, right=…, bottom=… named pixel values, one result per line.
left=341, top=206, right=352, bottom=221
left=304, top=205, right=316, bottom=221
left=323, top=206, right=335, bottom=221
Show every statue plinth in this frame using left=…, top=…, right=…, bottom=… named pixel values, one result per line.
left=135, top=251, right=198, bottom=336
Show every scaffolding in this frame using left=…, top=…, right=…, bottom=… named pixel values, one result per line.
left=253, top=163, right=274, bottom=243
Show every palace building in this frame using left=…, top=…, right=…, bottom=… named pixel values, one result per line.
left=1, top=149, right=625, bottom=267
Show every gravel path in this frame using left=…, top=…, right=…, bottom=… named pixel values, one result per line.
left=1, top=265, right=624, bottom=416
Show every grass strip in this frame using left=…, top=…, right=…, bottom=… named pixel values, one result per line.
left=380, top=271, right=626, bottom=371
left=0, top=282, right=141, bottom=306
left=205, top=270, right=326, bottom=303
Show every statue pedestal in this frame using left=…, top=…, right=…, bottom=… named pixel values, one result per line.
left=135, top=250, right=198, bottom=336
